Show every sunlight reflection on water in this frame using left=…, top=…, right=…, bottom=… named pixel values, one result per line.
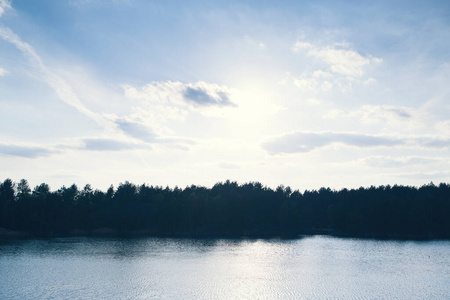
left=1, top=236, right=449, bottom=299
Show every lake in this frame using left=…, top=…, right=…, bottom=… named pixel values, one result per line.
left=0, top=236, right=449, bottom=299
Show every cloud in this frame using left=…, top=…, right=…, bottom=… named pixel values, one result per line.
left=244, top=35, right=266, bottom=49
left=293, top=41, right=382, bottom=78
left=184, top=85, right=234, bottom=107
left=312, top=70, right=333, bottom=79
left=0, top=25, right=113, bottom=130
left=0, top=137, right=152, bottom=158
left=419, top=138, right=450, bottom=148
left=82, top=135, right=193, bottom=152
left=109, top=115, right=195, bottom=149
left=293, top=78, right=317, bottom=91
left=323, top=105, right=428, bottom=134
left=309, top=47, right=381, bottom=77
left=115, top=118, right=157, bottom=143
left=325, top=105, right=427, bottom=130
left=290, top=40, right=382, bottom=92
left=363, top=156, right=443, bottom=168
left=0, top=67, right=8, bottom=76
left=0, top=0, right=11, bottom=17
left=396, top=171, right=450, bottom=180
left=0, top=143, right=56, bottom=158
left=262, top=131, right=450, bottom=155
left=291, top=41, right=313, bottom=51
left=123, top=80, right=236, bottom=108
left=292, top=75, right=334, bottom=92
left=435, top=120, right=450, bottom=136
left=81, top=138, right=150, bottom=151
left=120, top=81, right=236, bottom=138
left=0, top=23, right=188, bottom=150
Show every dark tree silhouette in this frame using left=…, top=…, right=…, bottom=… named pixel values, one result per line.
left=0, top=178, right=449, bottom=239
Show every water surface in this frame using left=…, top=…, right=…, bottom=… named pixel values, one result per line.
left=1, top=236, right=449, bottom=299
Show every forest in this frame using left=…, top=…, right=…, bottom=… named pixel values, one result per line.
left=0, top=178, right=449, bottom=239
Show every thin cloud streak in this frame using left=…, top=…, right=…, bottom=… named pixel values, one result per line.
left=263, top=131, right=450, bottom=155
left=0, top=143, right=56, bottom=158
left=0, top=0, right=11, bottom=17
left=81, top=138, right=151, bottom=151
left=0, top=137, right=152, bottom=158
left=0, top=25, right=112, bottom=130
left=363, top=156, right=444, bottom=168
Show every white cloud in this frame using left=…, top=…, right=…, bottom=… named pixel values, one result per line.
left=114, top=118, right=158, bottom=143
left=0, top=137, right=155, bottom=158
left=0, top=23, right=200, bottom=148
left=0, top=142, right=57, bottom=158
left=363, top=156, right=444, bottom=168
left=0, top=0, right=11, bottom=17
left=308, top=46, right=381, bottom=77
left=396, top=171, right=450, bottom=180
left=183, top=82, right=235, bottom=107
left=0, top=26, right=114, bottom=131
left=290, top=40, right=382, bottom=92
left=124, top=80, right=235, bottom=108
left=110, top=115, right=195, bottom=147
left=293, top=77, right=317, bottom=91
left=305, top=98, right=323, bottom=106
left=291, top=41, right=313, bottom=52
left=81, top=138, right=150, bottom=151
left=312, top=70, right=333, bottom=79
left=122, top=81, right=237, bottom=131
left=0, top=67, right=8, bottom=76
left=434, top=120, right=450, bottom=136
left=325, top=105, right=426, bottom=130
left=321, top=81, right=333, bottom=91
left=262, top=131, right=450, bottom=155
left=363, top=77, right=377, bottom=85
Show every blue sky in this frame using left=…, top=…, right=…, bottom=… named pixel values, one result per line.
left=1, top=0, right=449, bottom=191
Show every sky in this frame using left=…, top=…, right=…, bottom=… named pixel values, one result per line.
left=0, top=0, right=450, bottom=191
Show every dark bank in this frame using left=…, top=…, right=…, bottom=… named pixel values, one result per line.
left=1, top=178, right=449, bottom=240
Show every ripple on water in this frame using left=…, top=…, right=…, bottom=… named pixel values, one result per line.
left=0, top=236, right=449, bottom=299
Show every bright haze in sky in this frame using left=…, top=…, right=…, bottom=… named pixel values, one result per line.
left=0, top=0, right=449, bottom=191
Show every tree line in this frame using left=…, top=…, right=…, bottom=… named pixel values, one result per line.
left=0, top=178, right=449, bottom=239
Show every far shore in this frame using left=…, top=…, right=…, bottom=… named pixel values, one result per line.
left=1, top=227, right=446, bottom=241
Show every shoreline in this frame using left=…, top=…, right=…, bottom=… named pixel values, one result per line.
left=1, top=227, right=447, bottom=241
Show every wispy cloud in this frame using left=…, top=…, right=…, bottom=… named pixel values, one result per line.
left=121, top=80, right=236, bottom=140
left=325, top=105, right=426, bottom=130
left=124, top=80, right=235, bottom=109
left=108, top=115, right=195, bottom=148
left=0, top=67, right=7, bottom=76
left=114, top=118, right=158, bottom=143
left=435, top=120, right=450, bottom=136
left=263, top=131, right=450, bottom=155
left=396, top=171, right=450, bottom=180
left=0, top=0, right=11, bottom=17
left=0, top=143, right=56, bottom=158
left=0, top=137, right=152, bottom=158
left=290, top=40, right=382, bottom=92
left=81, top=138, right=150, bottom=151
left=292, top=41, right=382, bottom=78
left=363, top=156, right=444, bottom=168
left=0, top=26, right=113, bottom=131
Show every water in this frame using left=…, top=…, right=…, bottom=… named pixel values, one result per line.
left=0, top=236, right=449, bottom=299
